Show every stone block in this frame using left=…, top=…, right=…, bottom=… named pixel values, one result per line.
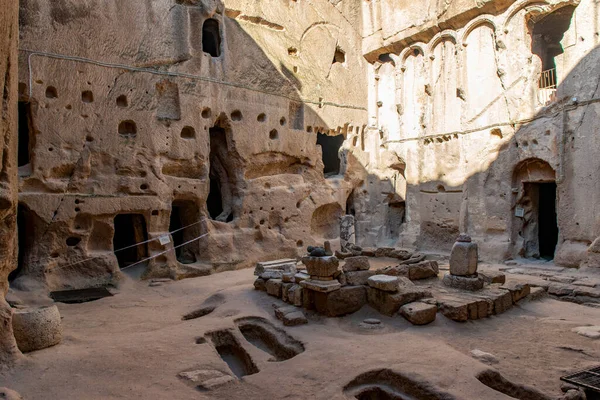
left=438, top=299, right=469, bottom=322
left=361, top=247, right=377, bottom=257
left=253, top=278, right=267, bottom=291
left=479, top=270, right=506, bottom=284
left=12, top=306, right=62, bottom=353
left=400, top=302, right=437, bottom=325
left=366, top=286, right=431, bottom=317
left=314, top=286, right=367, bottom=317
left=301, top=256, right=339, bottom=277
left=287, top=284, right=303, bottom=307
left=265, top=279, right=283, bottom=297
left=389, top=249, right=412, bottom=260
left=282, top=272, right=294, bottom=283
left=375, top=247, right=394, bottom=257
left=281, top=282, right=294, bottom=302
left=260, top=270, right=283, bottom=280
left=500, top=282, right=531, bottom=303
left=345, top=270, right=376, bottom=286
left=300, top=279, right=341, bottom=293
left=408, top=261, right=439, bottom=280
left=274, top=305, right=299, bottom=320
left=528, top=286, right=547, bottom=300
left=449, top=241, right=478, bottom=276
left=367, top=275, right=400, bottom=292
left=442, top=273, right=484, bottom=291
left=342, top=256, right=370, bottom=272
left=294, top=272, right=310, bottom=283
left=379, top=265, right=409, bottom=277
left=254, top=259, right=297, bottom=275
left=282, top=311, right=308, bottom=326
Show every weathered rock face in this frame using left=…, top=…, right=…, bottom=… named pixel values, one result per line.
left=16, top=0, right=369, bottom=288
left=361, top=0, right=600, bottom=266
left=0, top=2, right=21, bottom=366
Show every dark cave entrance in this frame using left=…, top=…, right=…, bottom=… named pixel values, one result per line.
left=208, top=126, right=234, bottom=222
left=537, top=182, right=558, bottom=259
left=202, top=19, right=221, bottom=57
left=169, top=200, right=200, bottom=264
left=317, top=132, right=344, bottom=177
left=113, top=214, right=148, bottom=270
left=18, top=102, right=32, bottom=167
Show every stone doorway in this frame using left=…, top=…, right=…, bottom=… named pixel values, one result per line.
left=512, top=159, right=558, bottom=260
left=169, top=200, right=200, bottom=264
left=113, top=214, right=148, bottom=275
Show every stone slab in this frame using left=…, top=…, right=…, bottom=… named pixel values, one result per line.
left=367, top=275, right=400, bottom=292
left=345, top=270, right=377, bottom=286
left=254, top=259, right=297, bottom=276
left=314, top=286, right=367, bottom=317
left=265, top=279, right=283, bottom=297
left=400, top=302, right=437, bottom=325
left=342, top=256, right=370, bottom=272
left=300, top=279, right=341, bottom=293
left=282, top=311, right=308, bottom=326
left=479, top=270, right=506, bottom=284
left=442, top=273, right=484, bottom=291
left=499, top=282, right=531, bottom=303
left=366, top=286, right=431, bottom=317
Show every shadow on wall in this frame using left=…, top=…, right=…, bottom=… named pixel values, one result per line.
left=403, top=45, right=600, bottom=265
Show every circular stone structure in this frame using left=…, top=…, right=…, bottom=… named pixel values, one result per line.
left=12, top=305, right=62, bottom=353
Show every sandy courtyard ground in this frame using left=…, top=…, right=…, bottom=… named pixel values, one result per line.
left=1, top=261, right=600, bottom=399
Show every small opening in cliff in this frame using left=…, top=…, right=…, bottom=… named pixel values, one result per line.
left=118, top=120, right=137, bottom=138
left=18, top=102, right=32, bottom=167
left=181, top=126, right=195, bottom=139
left=346, top=190, right=356, bottom=216
left=317, top=132, right=344, bottom=177
left=203, top=19, right=221, bottom=57
left=113, top=214, right=148, bottom=274
left=81, top=90, right=94, bottom=103
left=530, top=5, right=575, bottom=88
left=169, top=200, right=200, bottom=264
left=333, top=46, right=346, bottom=64
left=208, top=126, right=233, bottom=222
left=9, top=204, right=31, bottom=282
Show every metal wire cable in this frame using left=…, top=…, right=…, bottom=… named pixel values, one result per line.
left=53, top=217, right=208, bottom=271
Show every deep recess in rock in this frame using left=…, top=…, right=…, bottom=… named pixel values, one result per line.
left=113, top=214, right=148, bottom=270
left=317, top=132, right=344, bottom=176
left=206, top=329, right=259, bottom=378
left=182, top=293, right=225, bottom=320
left=202, top=19, right=221, bottom=57
left=208, top=126, right=235, bottom=222
left=234, top=317, right=305, bottom=361
left=476, top=369, right=556, bottom=400
left=530, top=5, right=575, bottom=86
left=17, top=102, right=32, bottom=167
left=169, top=200, right=200, bottom=264
left=344, top=369, right=457, bottom=400
left=118, top=120, right=137, bottom=137
left=513, top=159, right=559, bottom=260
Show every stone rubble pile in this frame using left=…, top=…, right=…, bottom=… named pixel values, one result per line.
left=254, top=237, right=545, bottom=325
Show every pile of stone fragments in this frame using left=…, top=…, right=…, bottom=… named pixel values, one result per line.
left=254, top=236, right=539, bottom=325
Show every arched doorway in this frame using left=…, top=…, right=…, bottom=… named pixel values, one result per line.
left=511, top=159, right=558, bottom=260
